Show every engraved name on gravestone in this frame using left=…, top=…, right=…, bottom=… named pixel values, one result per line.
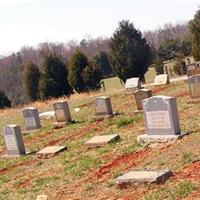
left=134, top=89, right=152, bottom=111
left=94, top=96, right=113, bottom=116
left=3, top=124, right=26, bottom=156
left=53, top=101, right=72, bottom=123
left=154, top=74, right=169, bottom=86
left=23, top=108, right=41, bottom=130
left=125, top=77, right=141, bottom=91
left=187, top=62, right=200, bottom=77
left=188, top=74, right=200, bottom=99
left=143, top=96, right=180, bottom=135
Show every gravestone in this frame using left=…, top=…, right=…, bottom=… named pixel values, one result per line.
left=134, top=89, right=152, bottom=111
left=37, top=146, right=67, bottom=158
left=186, top=62, right=200, bottom=77
left=125, top=77, right=141, bottom=91
left=39, top=111, right=55, bottom=119
left=2, top=124, right=26, bottom=156
left=188, top=74, right=200, bottom=99
left=53, top=101, right=72, bottom=123
left=85, top=134, right=120, bottom=148
left=23, top=107, right=41, bottom=131
left=36, top=195, right=48, bottom=200
left=153, top=74, right=169, bottom=86
left=94, top=96, right=113, bottom=118
left=116, top=170, right=172, bottom=188
left=137, top=96, right=187, bottom=144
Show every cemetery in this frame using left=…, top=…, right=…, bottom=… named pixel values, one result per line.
left=1, top=78, right=200, bottom=199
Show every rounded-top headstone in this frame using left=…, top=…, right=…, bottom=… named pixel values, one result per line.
left=188, top=74, right=200, bottom=99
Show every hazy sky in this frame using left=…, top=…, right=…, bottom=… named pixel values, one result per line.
left=0, top=0, right=199, bottom=55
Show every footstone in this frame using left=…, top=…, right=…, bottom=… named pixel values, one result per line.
left=2, top=124, right=26, bottom=157
left=39, top=111, right=55, bottom=119
left=188, top=74, right=200, bottom=99
left=23, top=107, right=41, bottom=131
left=37, top=146, right=67, bottom=158
left=85, top=134, right=120, bottom=148
left=36, top=195, right=48, bottom=200
left=134, top=89, right=152, bottom=111
left=153, top=74, right=169, bottom=86
left=94, top=96, right=114, bottom=119
left=116, top=170, right=172, bottom=188
left=125, top=77, right=141, bottom=91
left=53, top=101, right=72, bottom=123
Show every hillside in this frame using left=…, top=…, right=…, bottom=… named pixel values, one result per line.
left=1, top=80, right=200, bottom=200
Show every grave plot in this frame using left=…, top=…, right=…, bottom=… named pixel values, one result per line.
left=134, top=89, right=152, bottom=113
left=125, top=77, right=141, bottom=92
left=85, top=134, right=120, bottom=148
left=2, top=124, right=29, bottom=157
left=137, top=96, right=187, bottom=144
left=153, top=74, right=169, bottom=86
left=36, top=146, right=67, bottom=158
left=116, top=170, right=172, bottom=188
left=22, top=107, right=41, bottom=134
left=53, top=101, right=72, bottom=128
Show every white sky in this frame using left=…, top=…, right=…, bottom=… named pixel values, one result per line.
left=0, top=0, right=199, bottom=56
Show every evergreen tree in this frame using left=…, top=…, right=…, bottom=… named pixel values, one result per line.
left=69, top=51, right=89, bottom=92
left=110, top=20, right=153, bottom=82
left=190, top=9, right=200, bottom=61
left=0, top=90, right=11, bottom=109
left=24, top=62, right=40, bottom=101
left=40, top=54, right=73, bottom=99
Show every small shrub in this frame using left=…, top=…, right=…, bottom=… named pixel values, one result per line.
left=0, top=90, right=11, bottom=109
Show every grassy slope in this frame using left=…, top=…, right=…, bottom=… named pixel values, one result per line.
left=1, top=79, right=200, bottom=200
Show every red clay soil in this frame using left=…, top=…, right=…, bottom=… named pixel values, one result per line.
left=152, top=85, right=169, bottom=94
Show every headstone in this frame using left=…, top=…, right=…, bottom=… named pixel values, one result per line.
left=37, top=146, right=67, bottom=158
left=94, top=96, right=113, bottom=118
left=23, top=107, right=41, bottom=131
left=134, top=89, right=152, bottom=111
left=2, top=124, right=26, bottom=156
left=125, top=77, right=141, bottom=91
left=116, top=170, right=172, bottom=188
left=137, top=96, right=187, bottom=143
left=186, top=62, right=200, bottom=77
left=53, top=101, right=72, bottom=123
left=153, top=74, right=169, bottom=86
left=36, top=195, right=48, bottom=200
left=85, top=134, right=120, bottom=148
left=188, top=74, right=200, bottom=99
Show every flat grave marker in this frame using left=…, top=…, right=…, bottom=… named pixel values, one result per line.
left=37, top=146, right=67, bottom=158
left=153, top=74, right=169, bottom=86
left=2, top=124, right=27, bottom=157
left=85, top=134, right=120, bottom=148
left=125, top=77, right=141, bottom=91
left=23, top=107, right=41, bottom=131
left=116, top=170, right=172, bottom=188
left=36, top=195, right=48, bottom=200
left=188, top=74, right=200, bottom=101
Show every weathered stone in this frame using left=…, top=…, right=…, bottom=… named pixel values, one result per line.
left=85, top=134, right=120, bottom=148
left=125, top=77, right=141, bottom=91
left=39, top=111, right=55, bottom=119
left=186, top=62, right=200, bottom=77
left=2, top=124, right=26, bottom=156
left=37, top=146, right=67, bottom=158
left=94, top=96, right=113, bottom=118
left=23, top=107, right=41, bottom=131
left=188, top=74, right=200, bottom=99
left=116, top=170, right=172, bottom=188
left=53, top=101, right=72, bottom=123
left=36, top=195, right=48, bottom=200
left=153, top=74, right=169, bottom=86
left=134, top=89, right=152, bottom=111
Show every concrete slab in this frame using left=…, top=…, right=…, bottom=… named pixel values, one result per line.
left=37, top=146, right=67, bottom=158
left=116, top=170, right=172, bottom=188
left=137, top=131, right=188, bottom=144
left=85, top=134, right=120, bottom=148
left=36, top=195, right=48, bottom=200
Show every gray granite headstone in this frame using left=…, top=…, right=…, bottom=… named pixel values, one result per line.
left=134, top=89, right=152, bottom=111
left=142, top=96, right=180, bottom=135
left=2, top=124, right=26, bottom=156
left=94, top=96, right=113, bottom=117
left=125, top=77, right=141, bottom=91
left=188, top=74, right=200, bottom=99
left=53, top=101, right=72, bottom=123
left=23, top=107, right=41, bottom=130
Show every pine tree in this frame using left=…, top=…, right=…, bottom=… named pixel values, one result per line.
left=110, top=20, right=153, bottom=82
left=24, top=62, right=40, bottom=101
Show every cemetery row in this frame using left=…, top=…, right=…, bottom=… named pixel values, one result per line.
left=1, top=69, right=200, bottom=198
